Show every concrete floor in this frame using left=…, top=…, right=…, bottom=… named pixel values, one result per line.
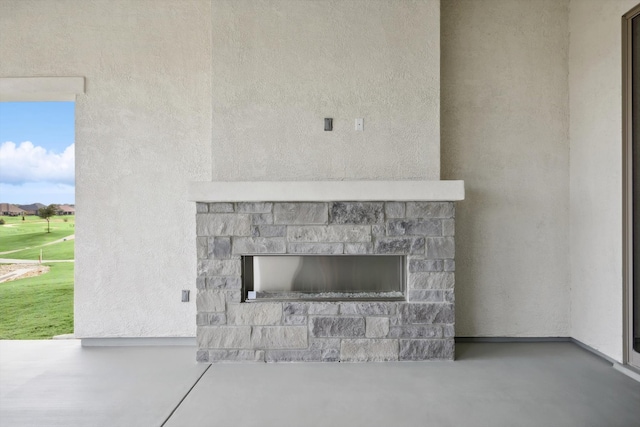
left=0, top=340, right=207, bottom=427
left=1, top=341, right=639, bottom=427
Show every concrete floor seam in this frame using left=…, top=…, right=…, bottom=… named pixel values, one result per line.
left=161, top=363, right=211, bottom=427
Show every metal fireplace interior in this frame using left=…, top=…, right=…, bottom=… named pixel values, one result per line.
left=242, top=255, right=405, bottom=301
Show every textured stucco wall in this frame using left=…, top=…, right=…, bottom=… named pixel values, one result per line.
left=3, top=0, right=630, bottom=349
left=569, top=0, right=636, bottom=362
left=441, top=0, right=571, bottom=336
left=0, top=0, right=212, bottom=337
left=211, top=0, right=441, bottom=181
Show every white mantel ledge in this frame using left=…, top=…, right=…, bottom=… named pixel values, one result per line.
left=188, top=180, right=464, bottom=202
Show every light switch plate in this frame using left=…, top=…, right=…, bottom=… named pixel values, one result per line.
left=355, top=118, right=364, bottom=131
left=181, top=290, right=190, bottom=302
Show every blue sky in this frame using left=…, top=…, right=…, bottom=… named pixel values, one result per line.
left=0, top=102, right=75, bottom=205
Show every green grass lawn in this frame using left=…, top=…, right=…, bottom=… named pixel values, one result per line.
left=7, top=239, right=75, bottom=261
left=0, top=215, right=75, bottom=253
left=0, top=263, right=74, bottom=339
left=0, top=214, right=75, bottom=339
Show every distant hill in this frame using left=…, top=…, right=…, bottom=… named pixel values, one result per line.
left=18, top=203, right=45, bottom=212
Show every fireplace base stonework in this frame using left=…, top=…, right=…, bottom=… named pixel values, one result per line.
left=195, top=201, right=456, bottom=362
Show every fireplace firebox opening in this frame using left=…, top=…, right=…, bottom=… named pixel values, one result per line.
left=242, top=255, right=405, bottom=302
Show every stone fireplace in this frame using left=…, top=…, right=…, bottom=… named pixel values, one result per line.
left=192, top=182, right=463, bottom=362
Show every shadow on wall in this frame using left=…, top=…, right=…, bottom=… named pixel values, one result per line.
left=440, top=1, right=472, bottom=337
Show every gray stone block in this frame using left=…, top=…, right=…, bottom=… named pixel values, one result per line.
left=223, top=290, right=242, bottom=303
left=208, top=203, right=234, bottom=213
left=406, top=202, right=454, bottom=218
left=252, top=213, right=273, bottom=225
left=389, top=316, right=402, bottom=326
left=340, top=339, right=399, bottom=362
left=427, top=237, right=455, bottom=259
left=196, top=214, right=251, bottom=236
left=256, top=225, right=286, bottom=237
left=283, top=302, right=308, bottom=315
left=237, top=202, right=273, bottom=213
left=387, top=219, right=441, bottom=237
left=372, top=224, right=386, bottom=236
left=409, top=259, right=443, bottom=272
left=311, top=316, right=365, bottom=337
left=444, top=259, right=455, bottom=272
left=386, top=221, right=405, bottom=236
left=287, top=225, right=371, bottom=243
left=197, top=313, right=227, bottom=326
left=399, top=303, right=455, bottom=324
left=366, top=317, right=390, bottom=338
left=329, top=202, right=384, bottom=224
left=209, top=313, right=227, bottom=325
left=409, top=272, right=455, bottom=289
left=307, top=303, right=339, bottom=315
left=196, top=237, right=208, bottom=259
left=408, top=290, right=446, bottom=302
left=196, top=313, right=208, bottom=326
left=287, top=243, right=343, bottom=254
left=321, top=348, right=340, bottom=362
left=374, top=237, right=424, bottom=254
left=251, top=326, right=308, bottom=349
left=196, top=350, right=209, bottom=362
left=309, top=338, right=341, bottom=350
left=196, top=277, right=206, bottom=289
left=399, top=339, right=454, bottom=360
left=442, top=219, right=455, bottom=236
left=339, top=302, right=397, bottom=316
left=344, top=243, right=373, bottom=254
left=198, top=326, right=251, bottom=349
left=232, top=237, right=286, bottom=254
left=206, top=277, right=242, bottom=290
left=265, top=350, right=323, bottom=362
left=284, top=315, right=307, bottom=325
left=385, top=202, right=405, bottom=218
left=235, top=237, right=283, bottom=254
left=208, top=349, right=265, bottom=362
left=196, top=291, right=225, bottom=312
left=388, top=325, right=442, bottom=338
left=227, top=303, right=282, bottom=325
left=197, top=259, right=241, bottom=276
left=274, top=203, right=328, bottom=224
left=443, top=325, right=455, bottom=338
left=209, top=237, right=231, bottom=259
left=445, top=290, right=455, bottom=303
left=267, top=348, right=340, bottom=362
left=196, top=203, right=209, bottom=213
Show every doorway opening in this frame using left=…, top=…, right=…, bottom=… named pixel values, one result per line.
left=622, top=4, right=640, bottom=369
left=0, top=101, right=75, bottom=339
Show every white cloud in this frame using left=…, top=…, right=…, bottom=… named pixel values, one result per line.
left=0, top=141, right=74, bottom=185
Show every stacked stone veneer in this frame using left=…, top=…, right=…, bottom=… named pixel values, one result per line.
left=195, top=201, right=456, bottom=362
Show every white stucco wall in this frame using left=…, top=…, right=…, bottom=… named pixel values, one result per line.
left=569, top=0, right=636, bottom=362
left=441, top=0, right=571, bottom=336
left=1, top=0, right=631, bottom=349
left=0, top=0, right=212, bottom=337
left=211, top=0, right=441, bottom=181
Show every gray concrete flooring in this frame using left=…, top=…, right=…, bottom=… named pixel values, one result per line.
left=1, top=341, right=639, bottom=427
left=0, top=340, right=207, bottom=427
